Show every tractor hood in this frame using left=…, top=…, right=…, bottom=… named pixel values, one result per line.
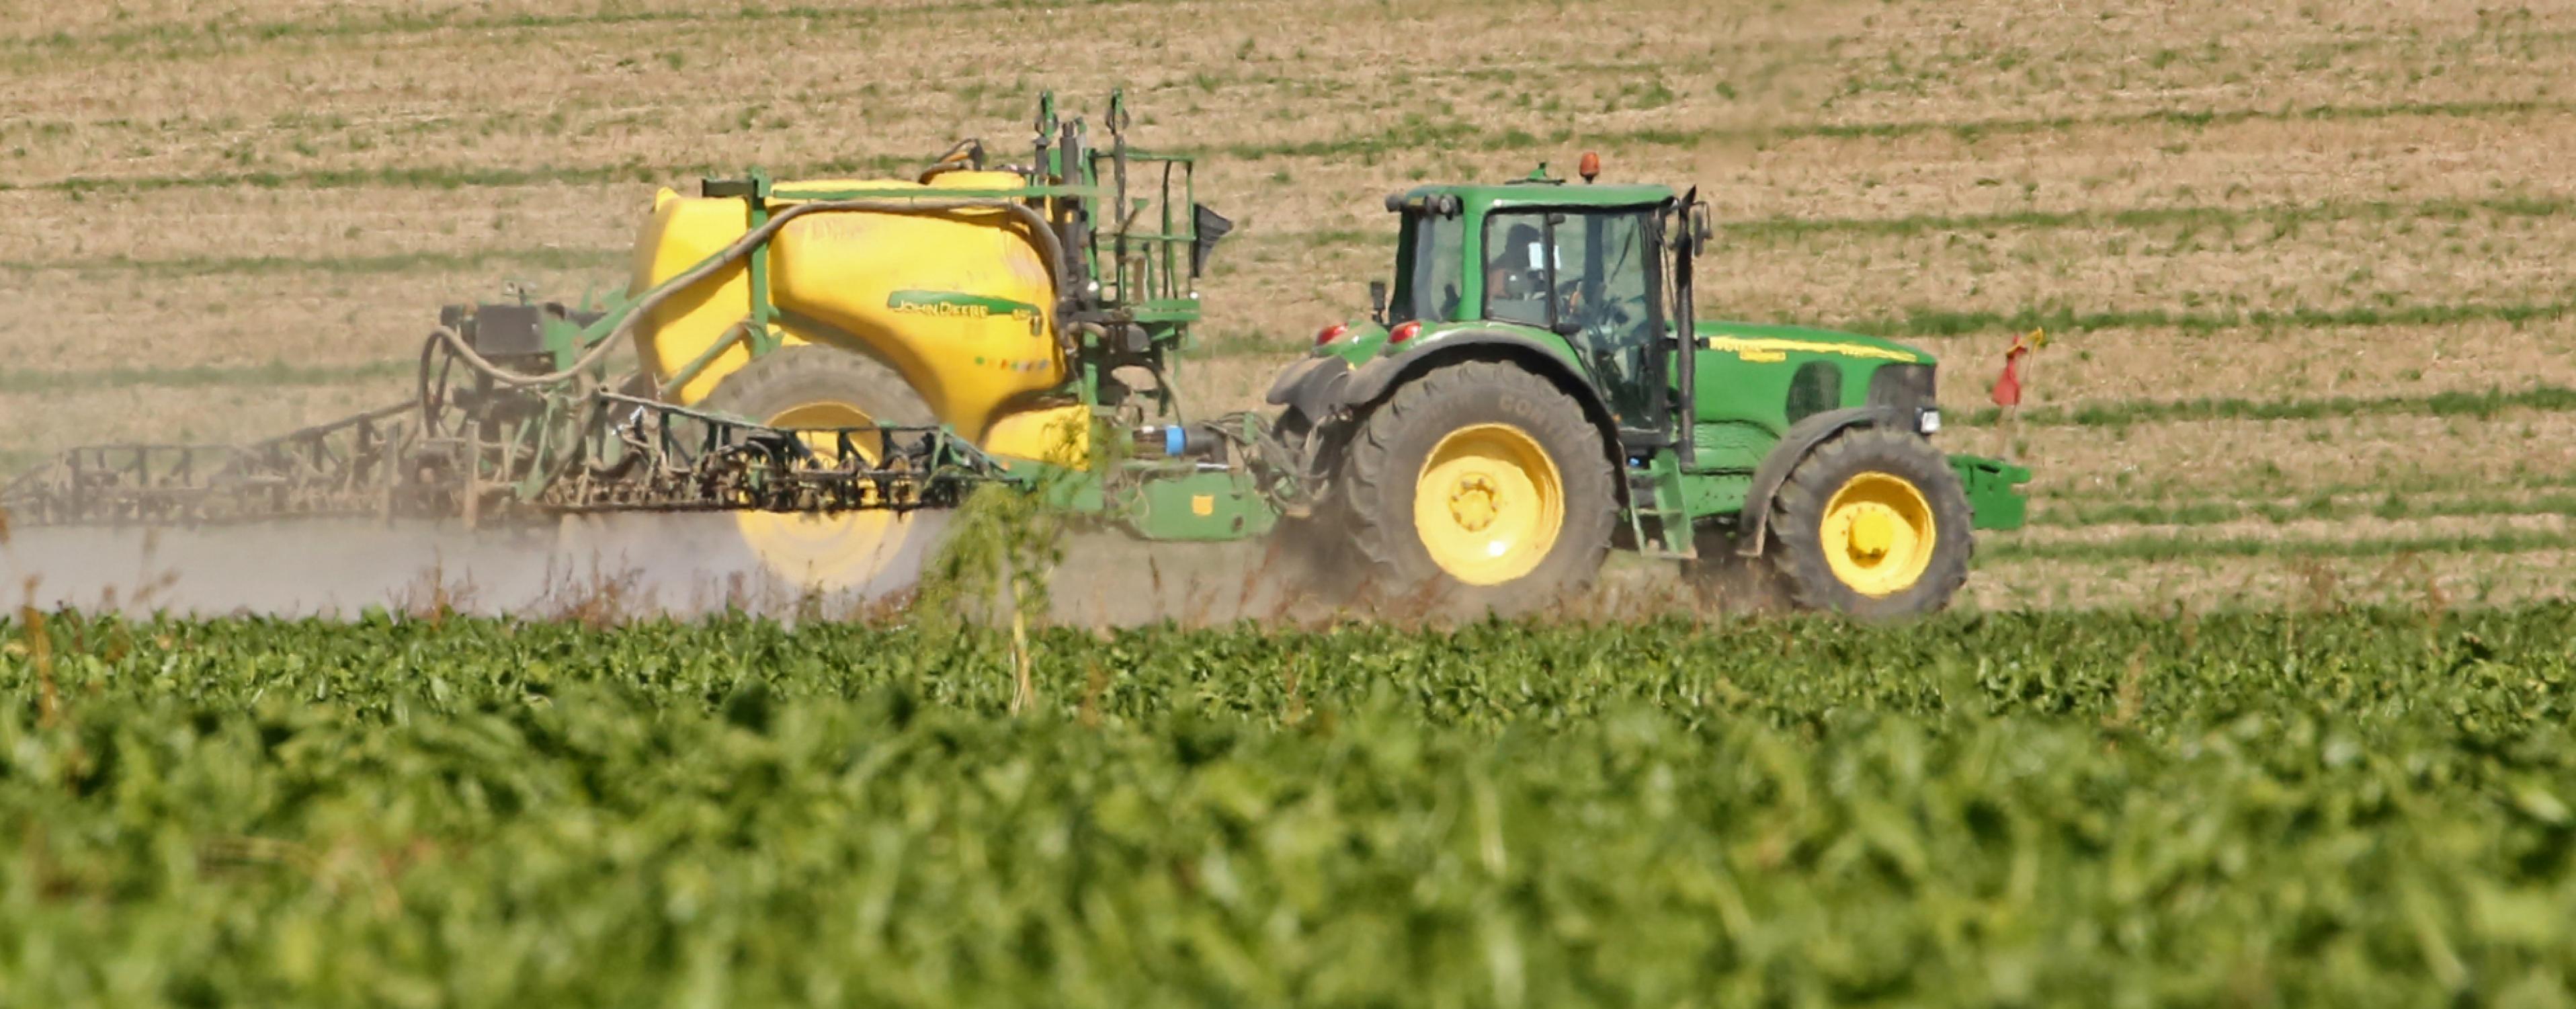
left=1308, top=318, right=1937, bottom=370
left=1692, top=321, right=1934, bottom=366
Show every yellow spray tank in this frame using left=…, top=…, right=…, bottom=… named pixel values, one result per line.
left=618, top=167, right=1104, bottom=592
left=599, top=91, right=1230, bottom=595
left=629, top=169, right=1086, bottom=461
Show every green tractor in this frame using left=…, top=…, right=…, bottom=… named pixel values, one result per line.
left=1271, top=159, right=2029, bottom=616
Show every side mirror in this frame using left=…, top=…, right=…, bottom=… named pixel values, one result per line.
left=1368, top=280, right=1389, bottom=325
left=1690, top=204, right=1713, bottom=255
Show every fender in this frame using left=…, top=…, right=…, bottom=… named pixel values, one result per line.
left=1735, top=405, right=1912, bottom=557
left=1265, top=331, right=1610, bottom=427
left=1263, top=354, right=1351, bottom=426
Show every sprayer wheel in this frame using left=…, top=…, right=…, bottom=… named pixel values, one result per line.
left=701, top=345, right=946, bottom=597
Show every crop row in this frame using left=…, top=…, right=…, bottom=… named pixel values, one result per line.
left=11, top=95, right=2564, bottom=199
left=2035, top=489, right=2576, bottom=529
left=5, top=608, right=2575, bottom=1006
left=1989, top=526, right=2576, bottom=563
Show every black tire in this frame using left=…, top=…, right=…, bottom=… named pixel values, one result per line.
left=700, top=346, right=946, bottom=596
left=1334, top=361, right=1616, bottom=615
left=1765, top=427, right=1972, bottom=618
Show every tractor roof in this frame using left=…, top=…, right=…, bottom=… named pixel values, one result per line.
left=1395, top=178, right=1678, bottom=214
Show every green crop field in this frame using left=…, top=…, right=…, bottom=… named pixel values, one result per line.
left=7, top=606, right=2576, bottom=1006
left=9, top=3, right=2576, bottom=1002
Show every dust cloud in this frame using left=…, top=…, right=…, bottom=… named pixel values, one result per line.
left=2, top=512, right=1721, bottom=626
left=0, top=516, right=1362, bottom=625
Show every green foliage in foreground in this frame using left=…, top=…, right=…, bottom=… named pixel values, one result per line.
left=5, top=608, right=2576, bottom=1007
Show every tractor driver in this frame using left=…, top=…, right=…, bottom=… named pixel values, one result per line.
left=1484, top=222, right=1554, bottom=327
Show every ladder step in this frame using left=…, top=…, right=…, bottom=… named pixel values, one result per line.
left=1623, top=466, right=1697, bottom=560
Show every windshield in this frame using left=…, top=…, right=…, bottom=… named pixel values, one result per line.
left=1390, top=211, right=1465, bottom=323
left=1480, top=208, right=1663, bottom=421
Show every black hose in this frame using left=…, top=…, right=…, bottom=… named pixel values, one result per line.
left=416, top=331, right=458, bottom=436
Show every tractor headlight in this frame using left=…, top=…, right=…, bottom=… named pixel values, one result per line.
left=1917, top=408, right=1942, bottom=434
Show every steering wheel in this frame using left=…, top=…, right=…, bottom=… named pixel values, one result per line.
left=1553, top=278, right=1584, bottom=319
left=1554, top=280, right=1637, bottom=335
left=1545, top=282, right=1649, bottom=350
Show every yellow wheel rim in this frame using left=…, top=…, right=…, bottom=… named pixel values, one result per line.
left=734, top=401, right=915, bottom=592
left=1819, top=471, right=1937, bottom=598
left=1411, top=423, right=1564, bottom=586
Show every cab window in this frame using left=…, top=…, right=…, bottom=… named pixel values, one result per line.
left=1483, top=216, right=1555, bottom=328
left=1483, top=208, right=1662, bottom=418
left=1389, top=211, right=1465, bottom=323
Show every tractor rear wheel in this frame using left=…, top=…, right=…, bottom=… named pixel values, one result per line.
left=701, top=345, right=946, bottom=597
left=1335, top=362, right=1615, bottom=614
left=1764, top=428, right=1972, bottom=617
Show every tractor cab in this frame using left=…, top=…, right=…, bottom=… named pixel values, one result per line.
left=1375, top=170, right=1684, bottom=438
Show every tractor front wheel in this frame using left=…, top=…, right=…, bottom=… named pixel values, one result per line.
left=1335, top=362, right=1615, bottom=614
left=1764, top=427, right=1972, bottom=617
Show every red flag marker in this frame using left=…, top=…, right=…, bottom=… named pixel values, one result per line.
left=1990, top=341, right=2028, bottom=407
